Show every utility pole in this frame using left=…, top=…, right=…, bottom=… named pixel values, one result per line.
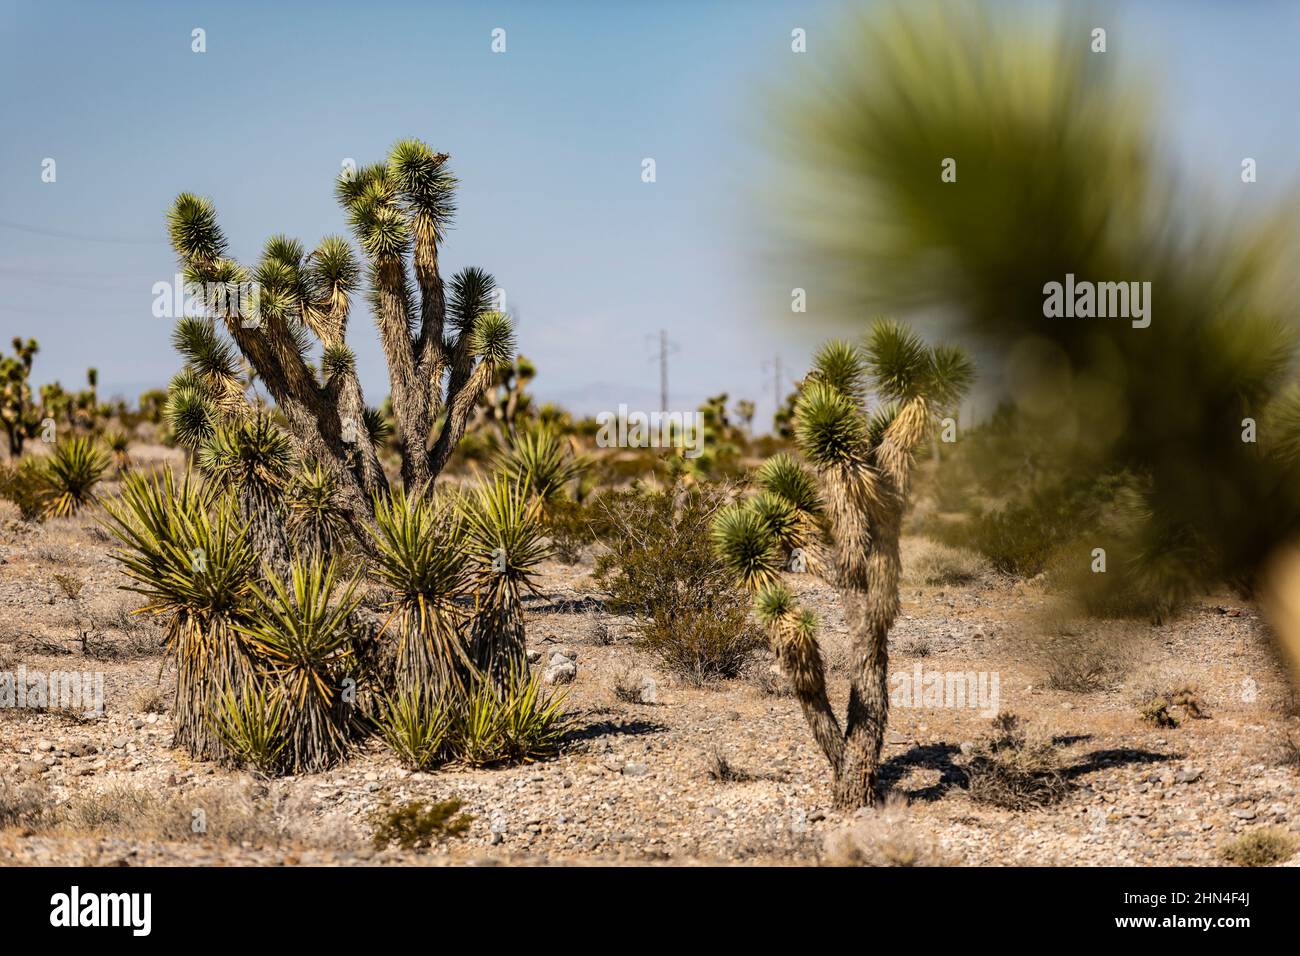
left=660, top=329, right=669, bottom=412
left=646, top=330, right=679, bottom=411
left=762, top=354, right=785, bottom=428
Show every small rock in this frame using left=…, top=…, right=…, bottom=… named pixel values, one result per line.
left=35, top=739, right=54, bottom=752
left=622, top=763, right=649, bottom=778
left=543, top=660, right=577, bottom=685
left=638, top=677, right=658, bottom=705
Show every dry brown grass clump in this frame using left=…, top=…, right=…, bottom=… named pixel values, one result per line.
left=1219, top=828, right=1296, bottom=866
left=901, top=537, right=990, bottom=587
left=822, top=795, right=944, bottom=866
left=0, top=778, right=51, bottom=830
left=56, top=782, right=285, bottom=845
left=963, top=713, right=1070, bottom=810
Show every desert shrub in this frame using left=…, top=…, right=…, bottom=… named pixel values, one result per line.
left=545, top=497, right=596, bottom=564
left=963, top=714, right=1069, bottom=810
left=1035, top=630, right=1127, bottom=693
left=585, top=609, right=613, bottom=646
left=0, top=460, right=47, bottom=520
left=746, top=656, right=794, bottom=697
left=594, top=482, right=763, bottom=680
left=822, top=796, right=942, bottom=866
left=132, top=684, right=168, bottom=714
left=902, top=537, right=988, bottom=586
left=1219, top=828, right=1296, bottom=866
left=706, top=746, right=755, bottom=783
left=58, top=782, right=281, bottom=844
left=371, top=799, right=472, bottom=850
left=640, top=598, right=762, bottom=683
left=1137, top=685, right=1206, bottom=728
left=52, top=572, right=84, bottom=601
left=0, top=778, right=50, bottom=830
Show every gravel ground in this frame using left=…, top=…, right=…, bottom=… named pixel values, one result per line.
left=2, top=493, right=1298, bottom=867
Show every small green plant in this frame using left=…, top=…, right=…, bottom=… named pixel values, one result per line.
left=378, top=689, right=453, bottom=770
left=104, top=429, right=131, bottom=473
left=1138, top=685, right=1206, bottom=727
left=212, top=686, right=288, bottom=773
left=1219, top=827, right=1296, bottom=866
left=371, top=799, right=473, bottom=851
left=495, top=426, right=588, bottom=514
left=449, top=670, right=571, bottom=767
left=287, top=461, right=350, bottom=561
left=39, top=436, right=109, bottom=518
left=0, top=459, right=47, bottom=521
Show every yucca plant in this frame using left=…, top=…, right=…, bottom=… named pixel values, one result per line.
left=459, top=477, right=550, bottom=686
left=714, top=322, right=973, bottom=808
left=494, top=426, right=588, bottom=515
left=378, top=688, right=454, bottom=771
left=39, top=435, right=110, bottom=518
left=287, top=460, right=351, bottom=561
left=212, top=685, right=288, bottom=774
left=237, top=557, right=362, bottom=773
left=102, top=470, right=258, bottom=759
left=197, top=412, right=294, bottom=574
left=449, top=668, right=570, bottom=767
left=103, top=429, right=131, bottom=474
left=369, top=486, right=476, bottom=700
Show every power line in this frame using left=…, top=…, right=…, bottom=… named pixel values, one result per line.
left=0, top=217, right=165, bottom=245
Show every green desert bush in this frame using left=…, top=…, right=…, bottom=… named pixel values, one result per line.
left=0, top=459, right=46, bottom=521
left=594, top=482, right=762, bottom=680
left=371, top=799, right=472, bottom=851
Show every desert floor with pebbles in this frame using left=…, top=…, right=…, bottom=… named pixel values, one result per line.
left=1, top=500, right=1298, bottom=867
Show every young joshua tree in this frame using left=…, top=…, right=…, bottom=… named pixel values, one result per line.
left=714, top=320, right=973, bottom=808
left=165, top=139, right=516, bottom=536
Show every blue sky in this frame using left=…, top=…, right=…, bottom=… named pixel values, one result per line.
left=2, top=0, right=1299, bottom=429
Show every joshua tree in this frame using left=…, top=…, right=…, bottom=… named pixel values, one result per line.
left=714, top=320, right=973, bottom=808
left=1, top=337, right=39, bottom=457
left=165, top=138, right=517, bottom=537
left=473, top=354, right=536, bottom=440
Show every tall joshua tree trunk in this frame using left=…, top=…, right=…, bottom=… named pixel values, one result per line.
left=716, top=323, right=972, bottom=809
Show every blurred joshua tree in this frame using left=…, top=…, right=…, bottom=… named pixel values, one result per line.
left=165, top=139, right=517, bottom=537
left=473, top=354, right=536, bottom=439
left=781, top=2, right=1300, bottom=668
left=1, top=338, right=40, bottom=456
left=714, top=322, right=973, bottom=808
